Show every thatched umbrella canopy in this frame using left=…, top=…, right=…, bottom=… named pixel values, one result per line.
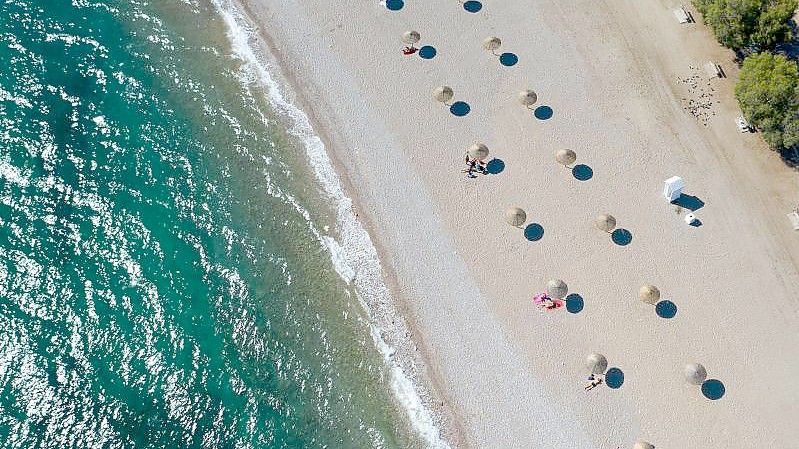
left=467, top=143, right=489, bottom=160
left=683, top=363, right=708, bottom=385
left=638, top=284, right=660, bottom=305
left=518, top=89, right=538, bottom=107
left=546, top=279, right=568, bottom=299
left=433, top=86, right=454, bottom=104
left=401, top=30, right=421, bottom=45
left=482, top=36, right=502, bottom=52
left=594, top=214, right=616, bottom=233
left=585, top=353, right=608, bottom=374
left=555, top=149, right=576, bottom=167
left=632, top=441, right=655, bottom=449
left=505, top=207, right=527, bottom=227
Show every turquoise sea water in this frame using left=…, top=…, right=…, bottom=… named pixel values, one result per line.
left=0, top=1, right=427, bottom=447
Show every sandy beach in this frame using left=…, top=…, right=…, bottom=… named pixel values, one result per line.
left=235, top=0, right=799, bottom=447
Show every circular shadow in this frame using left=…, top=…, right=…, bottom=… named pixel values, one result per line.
left=463, top=0, right=482, bottom=12
left=499, top=52, right=519, bottom=66
left=385, top=0, right=404, bottom=10
left=701, top=379, right=725, bottom=400
left=565, top=293, right=584, bottom=314
left=534, top=105, right=553, bottom=120
left=418, top=45, right=436, bottom=59
left=450, top=101, right=470, bottom=117
left=524, top=223, right=544, bottom=241
left=605, top=367, right=624, bottom=389
left=611, top=228, right=632, bottom=246
left=655, top=300, right=677, bottom=319
left=572, top=164, right=593, bottom=181
left=485, top=158, right=505, bottom=174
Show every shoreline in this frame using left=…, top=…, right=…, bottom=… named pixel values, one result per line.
left=226, top=0, right=799, bottom=447
left=212, top=1, right=462, bottom=446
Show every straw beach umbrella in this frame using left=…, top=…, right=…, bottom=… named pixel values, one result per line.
left=482, top=36, right=502, bottom=54
left=594, top=214, right=616, bottom=233
left=546, top=279, right=568, bottom=299
left=467, top=143, right=490, bottom=161
left=585, top=353, right=608, bottom=374
left=518, top=89, right=538, bottom=107
left=433, top=86, right=454, bottom=104
left=555, top=149, right=576, bottom=167
left=683, top=363, right=708, bottom=385
left=638, top=284, right=660, bottom=305
left=632, top=441, right=655, bottom=449
left=401, top=30, right=420, bottom=46
left=505, top=207, right=527, bottom=227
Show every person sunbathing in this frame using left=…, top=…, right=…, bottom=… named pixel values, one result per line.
left=402, top=46, right=418, bottom=55
left=584, top=373, right=604, bottom=391
left=540, top=297, right=556, bottom=309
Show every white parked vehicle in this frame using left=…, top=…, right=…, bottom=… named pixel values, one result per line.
left=736, top=115, right=752, bottom=133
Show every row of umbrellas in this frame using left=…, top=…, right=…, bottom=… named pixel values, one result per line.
left=522, top=275, right=663, bottom=306
left=585, top=355, right=709, bottom=384
left=406, top=32, right=509, bottom=55
left=433, top=86, right=539, bottom=108
left=505, top=207, right=621, bottom=234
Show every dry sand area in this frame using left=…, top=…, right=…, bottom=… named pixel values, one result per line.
left=240, top=0, right=799, bottom=447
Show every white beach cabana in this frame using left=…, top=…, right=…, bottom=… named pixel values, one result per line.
left=505, top=207, right=527, bottom=227
left=663, top=176, right=684, bottom=201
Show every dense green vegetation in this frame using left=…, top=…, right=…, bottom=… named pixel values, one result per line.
left=692, top=0, right=797, bottom=50
left=735, top=53, right=799, bottom=150
left=693, top=0, right=798, bottom=154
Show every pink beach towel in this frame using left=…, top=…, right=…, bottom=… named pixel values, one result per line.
left=533, top=292, right=564, bottom=310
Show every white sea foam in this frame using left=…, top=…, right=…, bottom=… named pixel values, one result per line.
left=212, top=2, right=451, bottom=448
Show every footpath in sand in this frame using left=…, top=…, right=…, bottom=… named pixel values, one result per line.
left=241, top=0, right=799, bottom=447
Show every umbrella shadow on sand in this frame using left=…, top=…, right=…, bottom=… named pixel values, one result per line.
left=565, top=293, right=584, bottom=314
left=418, top=45, right=437, bottom=59
left=572, top=164, right=593, bottom=181
left=671, top=193, right=705, bottom=211
left=462, top=1, right=483, bottom=13
left=702, top=379, right=725, bottom=400
left=611, top=228, right=633, bottom=246
left=534, top=105, right=554, bottom=120
left=485, top=158, right=505, bottom=174
left=524, top=223, right=544, bottom=241
left=385, top=0, right=404, bottom=10
left=605, top=367, right=624, bottom=389
left=655, top=300, right=677, bottom=319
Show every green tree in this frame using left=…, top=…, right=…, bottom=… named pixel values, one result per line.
left=752, top=0, right=798, bottom=49
left=692, top=0, right=797, bottom=50
left=735, top=53, right=799, bottom=149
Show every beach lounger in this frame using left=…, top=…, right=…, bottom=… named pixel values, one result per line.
left=788, top=211, right=799, bottom=231
left=705, top=61, right=722, bottom=78
left=673, top=6, right=691, bottom=24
